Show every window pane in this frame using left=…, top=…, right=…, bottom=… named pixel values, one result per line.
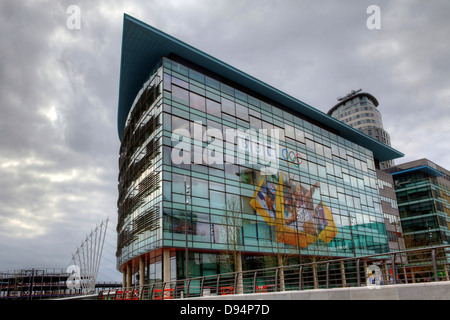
left=205, top=76, right=220, bottom=90
left=241, top=196, right=255, bottom=214
left=172, top=115, right=190, bottom=134
left=194, top=222, right=211, bottom=239
left=236, top=104, right=249, bottom=121
left=249, top=116, right=262, bottom=129
left=189, top=69, right=205, bottom=83
left=285, top=124, right=295, bottom=139
left=163, top=181, right=172, bottom=201
left=172, top=173, right=186, bottom=194
left=172, top=85, right=189, bottom=104
left=221, top=97, right=235, bottom=116
left=163, top=73, right=172, bottom=91
left=210, top=190, right=225, bottom=209
left=190, top=92, right=206, bottom=112
left=172, top=76, right=188, bottom=89
left=221, top=83, right=234, bottom=96
left=206, top=99, right=221, bottom=117
left=192, top=178, right=209, bottom=198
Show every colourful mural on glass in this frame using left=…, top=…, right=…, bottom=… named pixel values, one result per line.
left=250, top=172, right=338, bottom=248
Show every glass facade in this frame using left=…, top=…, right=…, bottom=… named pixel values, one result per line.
left=328, top=91, right=404, bottom=252
left=388, top=162, right=450, bottom=248
left=117, top=57, right=393, bottom=282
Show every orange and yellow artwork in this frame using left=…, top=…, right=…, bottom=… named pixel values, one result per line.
left=250, top=172, right=338, bottom=248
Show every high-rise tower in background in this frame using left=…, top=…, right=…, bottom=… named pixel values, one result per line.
left=328, top=89, right=394, bottom=170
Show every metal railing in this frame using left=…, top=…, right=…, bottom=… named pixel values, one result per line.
left=98, top=245, right=450, bottom=300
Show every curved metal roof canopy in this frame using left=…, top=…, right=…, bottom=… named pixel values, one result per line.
left=117, top=14, right=403, bottom=163
left=328, top=91, right=380, bottom=116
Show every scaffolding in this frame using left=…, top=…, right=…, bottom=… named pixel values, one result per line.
left=0, top=268, right=121, bottom=300
left=0, top=268, right=75, bottom=300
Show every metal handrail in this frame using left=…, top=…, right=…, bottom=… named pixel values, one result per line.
left=98, top=245, right=450, bottom=300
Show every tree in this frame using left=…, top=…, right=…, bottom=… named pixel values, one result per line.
left=222, top=195, right=244, bottom=293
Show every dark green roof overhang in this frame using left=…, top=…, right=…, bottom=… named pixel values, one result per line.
left=391, top=165, right=445, bottom=178
left=117, top=14, right=404, bottom=163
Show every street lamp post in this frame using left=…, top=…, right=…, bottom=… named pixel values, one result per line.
left=184, top=175, right=190, bottom=280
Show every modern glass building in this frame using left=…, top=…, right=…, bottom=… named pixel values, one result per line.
left=116, top=15, right=404, bottom=286
left=328, top=90, right=405, bottom=252
left=385, top=159, right=450, bottom=248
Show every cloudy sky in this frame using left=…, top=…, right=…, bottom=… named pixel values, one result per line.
left=0, top=0, right=449, bottom=282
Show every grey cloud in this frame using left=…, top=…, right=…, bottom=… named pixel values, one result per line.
left=0, top=0, right=121, bottom=280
